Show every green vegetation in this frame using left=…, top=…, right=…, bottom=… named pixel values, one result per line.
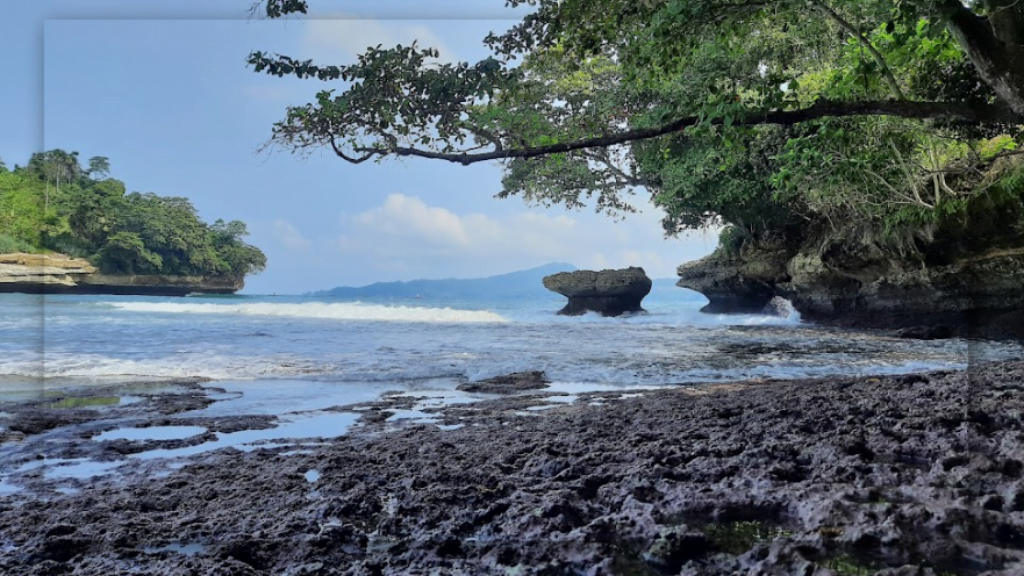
left=45, top=396, right=121, bottom=409
left=701, top=521, right=793, bottom=555
left=249, top=0, right=1024, bottom=258
left=0, top=151, right=265, bottom=278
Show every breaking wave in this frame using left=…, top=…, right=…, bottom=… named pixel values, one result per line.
left=106, top=301, right=508, bottom=324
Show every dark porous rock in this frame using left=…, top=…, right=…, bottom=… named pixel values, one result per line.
left=896, top=324, right=954, bottom=340
left=457, top=371, right=550, bottom=393
left=676, top=238, right=795, bottom=314
left=642, top=526, right=711, bottom=571
left=4, top=362, right=1024, bottom=574
left=543, top=267, right=652, bottom=316
left=676, top=227, right=1024, bottom=339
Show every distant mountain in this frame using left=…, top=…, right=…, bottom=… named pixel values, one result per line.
left=308, top=263, right=578, bottom=299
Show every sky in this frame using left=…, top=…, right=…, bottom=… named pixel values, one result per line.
left=4, top=1, right=717, bottom=294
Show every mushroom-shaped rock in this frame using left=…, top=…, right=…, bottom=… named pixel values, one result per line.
left=542, top=267, right=652, bottom=317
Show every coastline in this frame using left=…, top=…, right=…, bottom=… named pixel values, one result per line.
left=1, top=362, right=1023, bottom=575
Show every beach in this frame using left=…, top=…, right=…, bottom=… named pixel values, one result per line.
left=2, top=361, right=1023, bottom=575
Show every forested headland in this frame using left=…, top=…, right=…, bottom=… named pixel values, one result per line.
left=0, top=151, right=265, bottom=280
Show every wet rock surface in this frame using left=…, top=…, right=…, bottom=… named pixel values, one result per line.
left=456, top=371, right=550, bottom=394
left=543, top=267, right=653, bottom=316
left=2, top=363, right=1024, bottom=575
left=676, top=237, right=1024, bottom=340
left=896, top=325, right=955, bottom=340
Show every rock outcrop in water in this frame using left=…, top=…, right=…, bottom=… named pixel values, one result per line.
left=457, top=371, right=551, bottom=394
left=676, top=237, right=793, bottom=315
left=0, top=253, right=243, bottom=296
left=543, top=267, right=652, bottom=316
left=677, top=231, right=1024, bottom=339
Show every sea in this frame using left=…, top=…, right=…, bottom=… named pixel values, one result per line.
left=2, top=287, right=1023, bottom=486
left=3, top=287, right=1022, bottom=400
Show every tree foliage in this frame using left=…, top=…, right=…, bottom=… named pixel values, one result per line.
left=249, top=0, right=1024, bottom=249
left=0, top=151, right=266, bottom=279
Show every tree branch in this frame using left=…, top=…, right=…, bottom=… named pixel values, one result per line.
left=809, top=1, right=907, bottom=100
left=337, top=100, right=1019, bottom=166
left=581, top=149, right=649, bottom=187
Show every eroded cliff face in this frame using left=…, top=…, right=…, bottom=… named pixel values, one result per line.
left=676, top=236, right=795, bottom=314
left=0, top=253, right=243, bottom=296
left=677, top=234, right=1024, bottom=338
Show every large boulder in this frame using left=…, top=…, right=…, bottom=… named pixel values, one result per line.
left=542, top=267, right=652, bottom=316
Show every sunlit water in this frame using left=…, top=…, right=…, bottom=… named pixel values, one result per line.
left=1, top=289, right=1022, bottom=486
left=1, top=289, right=1020, bottom=396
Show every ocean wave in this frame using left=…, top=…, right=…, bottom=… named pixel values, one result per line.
left=106, top=301, right=508, bottom=324
left=503, top=306, right=801, bottom=326
left=0, top=351, right=336, bottom=382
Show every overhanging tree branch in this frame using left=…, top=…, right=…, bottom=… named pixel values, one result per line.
left=338, top=100, right=1020, bottom=166
left=809, top=1, right=907, bottom=100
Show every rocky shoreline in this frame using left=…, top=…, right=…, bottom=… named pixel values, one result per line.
left=0, top=253, right=243, bottom=296
left=2, top=362, right=1024, bottom=575
left=675, top=233, right=1024, bottom=340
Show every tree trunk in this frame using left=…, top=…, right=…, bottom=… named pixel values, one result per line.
left=946, top=1, right=1024, bottom=115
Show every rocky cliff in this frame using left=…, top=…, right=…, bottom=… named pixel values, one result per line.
left=0, top=253, right=243, bottom=296
left=677, top=237, right=1024, bottom=339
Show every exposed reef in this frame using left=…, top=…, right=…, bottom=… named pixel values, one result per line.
left=0, top=253, right=243, bottom=296
left=2, top=363, right=1024, bottom=574
left=543, top=267, right=653, bottom=316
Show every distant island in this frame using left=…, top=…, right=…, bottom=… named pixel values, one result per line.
left=308, top=263, right=577, bottom=299
left=309, top=263, right=694, bottom=301
left=0, top=150, right=265, bottom=295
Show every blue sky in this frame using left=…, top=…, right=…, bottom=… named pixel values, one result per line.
left=5, top=1, right=716, bottom=294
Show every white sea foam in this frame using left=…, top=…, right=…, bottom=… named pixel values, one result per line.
left=0, top=351, right=332, bottom=382
left=106, top=301, right=508, bottom=323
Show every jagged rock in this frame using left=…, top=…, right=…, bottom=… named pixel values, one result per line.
left=0, top=253, right=96, bottom=289
left=642, top=526, right=711, bottom=571
left=676, top=240, right=1024, bottom=339
left=75, top=273, right=243, bottom=296
left=676, top=240, right=795, bottom=314
left=543, top=267, right=652, bottom=316
left=0, top=252, right=243, bottom=295
left=896, top=325, right=954, bottom=340
left=457, top=371, right=550, bottom=394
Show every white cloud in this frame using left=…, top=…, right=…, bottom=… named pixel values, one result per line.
left=272, top=219, right=312, bottom=250
left=332, top=194, right=717, bottom=281
left=352, top=194, right=470, bottom=247
left=302, top=17, right=458, bottom=64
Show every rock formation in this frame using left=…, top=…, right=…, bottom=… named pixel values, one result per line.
left=457, top=371, right=550, bottom=394
left=543, top=267, right=652, bottom=316
left=0, top=253, right=243, bottom=296
left=677, top=239, right=1024, bottom=339
left=676, top=237, right=793, bottom=314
